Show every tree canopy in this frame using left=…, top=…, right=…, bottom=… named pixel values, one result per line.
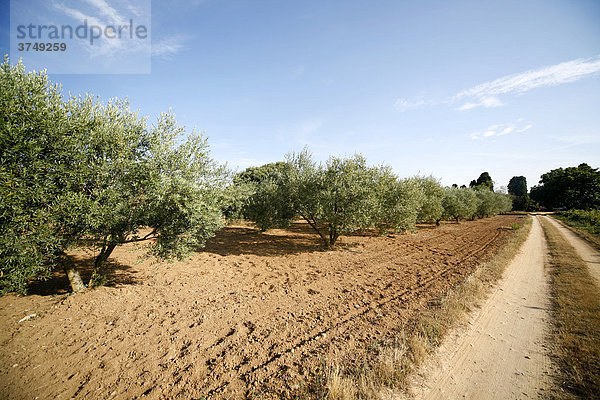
left=470, top=172, right=494, bottom=191
left=285, top=150, right=385, bottom=248
left=507, top=176, right=530, bottom=211
left=530, top=163, right=600, bottom=210
left=1, top=58, right=225, bottom=294
left=416, top=176, right=445, bottom=223
left=233, top=162, right=289, bottom=185
left=240, top=152, right=511, bottom=246
left=442, top=187, right=480, bottom=222
left=507, top=176, right=528, bottom=197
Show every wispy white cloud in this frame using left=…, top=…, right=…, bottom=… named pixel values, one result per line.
left=396, top=55, right=600, bottom=112
left=457, top=96, right=503, bottom=111
left=456, top=56, right=600, bottom=101
left=291, top=65, right=305, bottom=79
left=292, top=119, right=324, bottom=145
left=53, top=3, right=104, bottom=28
left=470, top=120, right=532, bottom=140
left=83, top=0, right=126, bottom=25
left=471, top=139, right=597, bottom=161
left=547, top=131, right=600, bottom=147
left=516, top=124, right=533, bottom=133
left=457, top=102, right=477, bottom=111
left=152, top=35, right=186, bottom=59
left=394, top=97, right=427, bottom=112
left=126, top=4, right=141, bottom=16
left=53, top=0, right=150, bottom=58
left=167, top=0, right=211, bottom=6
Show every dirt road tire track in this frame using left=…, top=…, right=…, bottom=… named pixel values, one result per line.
left=406, top=215, right=553, bottom=399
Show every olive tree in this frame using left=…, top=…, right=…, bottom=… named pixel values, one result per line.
left=474, top=188, right=497, bottom=218
left=242, top=164, right=296, bottom=231
left=493, top=191, right=513, bottom=214
left=373, top=174, right=424, bottom=233
left=416, top=175, right=445, bottom=224
left=476, top=188, right=513, bottom=218
left=1, top=58, right=224, bottom=294
left=1, top=58, right=68, bottom=293
left=442, top=187, right=481, bottom=223
left=284, top=150, right=382, bottom=248
left=281, top=149, right=430, bottom=247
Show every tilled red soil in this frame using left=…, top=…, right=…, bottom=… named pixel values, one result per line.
left=0, top=215, right=524, bottom=399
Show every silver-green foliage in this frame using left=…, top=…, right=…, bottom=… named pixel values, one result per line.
left=286, top=149, right=382, bottom=247
left=243, top=166, right=295, bottom=232
left=253, top=149, right=426, bottom=247
left=442, top=187, right=481, bottom=222
left=442, top=186, right=511, bottom=223
left=416, top=175, right=445, bottom=223
left=0, top=58, right=224, bottom=293
left=373, top=173, right=424, bottom=233
left=236, top=150, right=513, bottom=246
left=1, top=58, right=66, bottom=293
left=474, top=187, right=512, bottom=218
left=228, top=162, right=293, bottom=227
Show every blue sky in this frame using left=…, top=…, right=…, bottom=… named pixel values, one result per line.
left=2, top=0, right=600, bottom=189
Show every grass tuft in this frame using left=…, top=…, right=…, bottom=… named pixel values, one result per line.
left=325, top=365, right=358, bottom=400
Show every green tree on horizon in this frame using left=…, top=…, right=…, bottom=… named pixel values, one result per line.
left=470, top=172, right=494, bottom=191
left=530, top=163, right=600, bottom=210
left=508, top=176, right=529, bottom=211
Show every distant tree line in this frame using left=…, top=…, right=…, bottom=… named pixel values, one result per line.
left=227, top=151, right=512, bottom=249
left=530, top=163, right=600, bottom=210
left=501, top=163, right=599, bottom=212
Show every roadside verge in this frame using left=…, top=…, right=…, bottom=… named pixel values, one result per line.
left=539, top=216, right=600, bottom=398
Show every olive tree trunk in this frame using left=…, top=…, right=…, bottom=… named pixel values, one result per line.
left=89, top=242, right=118, bottom=287
left=59, top=252, right=85, bottom=292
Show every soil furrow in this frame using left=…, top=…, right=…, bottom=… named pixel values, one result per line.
left=0, top=215, right=524, bottom=399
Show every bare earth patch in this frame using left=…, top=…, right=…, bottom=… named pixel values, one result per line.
left=0, top=215, right=523, bottom=399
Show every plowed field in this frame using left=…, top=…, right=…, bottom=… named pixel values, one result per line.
left=0, top=215, right=524, bottom=399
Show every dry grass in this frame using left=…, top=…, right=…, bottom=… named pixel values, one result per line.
left=317, top=216, right=532, bottom=399
left=326, top=366, right=358, bottom=400
left=539, top=216, right=600, bottom=399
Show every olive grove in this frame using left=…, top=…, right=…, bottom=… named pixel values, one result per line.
left=237, top=150, right=511, bottom=247
left=1, top=57, right=514, bottom=293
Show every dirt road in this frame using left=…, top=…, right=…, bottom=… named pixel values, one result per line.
left=407, top=215, right=553, bottom=399
left=544, top=215, right=600, bottom=286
